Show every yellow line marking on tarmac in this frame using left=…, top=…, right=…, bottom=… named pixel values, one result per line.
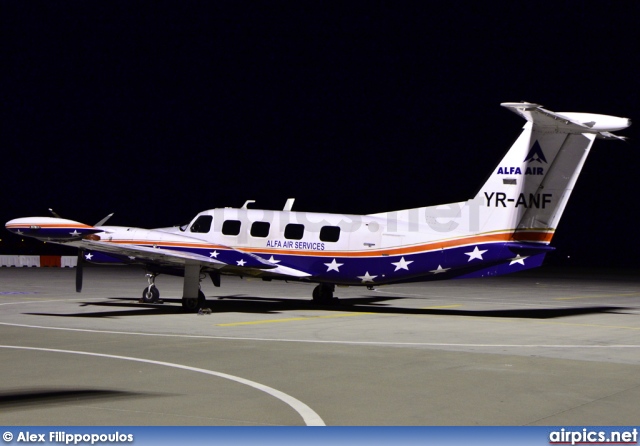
left=217, top=312, right=375, bottom=327
left=554, top=292, right=640, bottom=301
left=219, top=304, right=464, bottom=326
left=420, top=304, right=462, bottom=310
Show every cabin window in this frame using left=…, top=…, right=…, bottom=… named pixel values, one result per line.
left=250, top=221, right=270, bottom=238
left=320, top=225, right=341, bottom=242
left=284, top=223, right=304, bottom=240
left=222, top=219, right=241, bottom=236
left=190, top=215, right=213, bottom=233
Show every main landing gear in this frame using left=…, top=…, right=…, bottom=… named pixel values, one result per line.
left=312, top=283, right=338, bottom=304
left=140, top=266, right=208, bottom=313
left=181, top=290, right=206, bottom=312
left=181, top=262, right=207, bottom=313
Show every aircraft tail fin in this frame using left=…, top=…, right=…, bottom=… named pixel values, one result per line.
left=474, top=102, right=630, bottom=243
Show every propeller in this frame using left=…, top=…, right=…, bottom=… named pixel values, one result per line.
left=45, top=209, right=111, bottom=293
left=76, top=250, right=84, bottom=293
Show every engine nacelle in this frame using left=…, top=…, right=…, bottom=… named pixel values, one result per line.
left=5, top=217, right=102, bottom=241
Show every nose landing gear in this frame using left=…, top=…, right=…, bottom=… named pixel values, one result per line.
left=141, top=273, right=162, bottom=303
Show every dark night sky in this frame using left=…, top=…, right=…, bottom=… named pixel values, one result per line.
left=2, top=2, right=639, bottom=266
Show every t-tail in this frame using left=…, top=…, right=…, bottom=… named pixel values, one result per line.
left=474, top=102, right=630, bottom=244
left=369, top=102, right=629, bottom=279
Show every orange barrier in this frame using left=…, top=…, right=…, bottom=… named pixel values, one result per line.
left=40, top=255, right=62, bottom=267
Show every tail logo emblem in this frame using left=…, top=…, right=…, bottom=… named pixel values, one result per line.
left=524, top=141, right=547, bottom=164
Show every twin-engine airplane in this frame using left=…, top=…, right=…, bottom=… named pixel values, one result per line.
left=6, top=102, right=630, bottom=312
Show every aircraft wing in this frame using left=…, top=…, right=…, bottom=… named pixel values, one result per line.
left=75, top=239, right=312, bottom=278
left=78, top=240, right=226, bottom=269
left=6, top=216, right=314, bottom=278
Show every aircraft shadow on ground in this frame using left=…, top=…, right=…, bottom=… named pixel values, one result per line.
left=24, top=294, right=630, bottom=319
left=0, top=389, right=158, bottom=409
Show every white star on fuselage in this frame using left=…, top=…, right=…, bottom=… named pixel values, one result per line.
left=464, top=246, right=488, bottom=262
left=209, top=251, right=219, bottom=258
left=509, top=254, right=529, bottom=266
left=267, top=256, right=280, bottom=264
left=357, top=271, right=377, bottom=283
left=237, top=259, right=246, bottom=266
left=391, top=257, right=413, bottom=271
left=69, top=230, right=81, bottom=237
left=84, top=253, right=93, bottom=260
left=15, top=229, right=24, bottom=235
left=429, top=265, right=450, bottom=274
left=324, top=259, right=344, bottom=272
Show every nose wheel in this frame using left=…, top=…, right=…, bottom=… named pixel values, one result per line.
left=141, top=273, right=162, bottom=303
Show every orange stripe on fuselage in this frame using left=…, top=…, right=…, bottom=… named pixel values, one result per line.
left=98, top=230, right=553, bottom=258
left=6, top=223, right=94, bottom=229
left=512, top=230, right=554, bottom=243
left=242, top=230, right=554, bottom=258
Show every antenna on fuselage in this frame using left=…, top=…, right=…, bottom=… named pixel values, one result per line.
left=94, top=213, right=114, bottom=226
left=283, top=198, right=295, bottom=211
left=241, top=200, right=255, bottom=209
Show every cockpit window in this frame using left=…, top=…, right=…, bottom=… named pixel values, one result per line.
left=190, top=215, right=213, bottom=233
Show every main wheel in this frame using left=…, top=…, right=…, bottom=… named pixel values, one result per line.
left=182, top=290, right=206, bottom=312
left=312, top=285, right=321, bottom=301
left=312, top=284, right=336, bottom=303
left=141, top=286, right=160, bottom=303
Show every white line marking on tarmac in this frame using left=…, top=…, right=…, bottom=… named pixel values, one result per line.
left=0, top=297, right=108, bottom=306
left=1, top=322, right=639, bottom=348
left=0, top=345, right=325, bottom=426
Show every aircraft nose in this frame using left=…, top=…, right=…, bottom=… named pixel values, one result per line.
left=5, top=218, right=31, bottom=235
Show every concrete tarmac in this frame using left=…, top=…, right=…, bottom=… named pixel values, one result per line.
left=0, top=265, right=638, bottom=425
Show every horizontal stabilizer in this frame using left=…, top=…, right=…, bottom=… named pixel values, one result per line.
left=501, top=102, right=630, bottom=137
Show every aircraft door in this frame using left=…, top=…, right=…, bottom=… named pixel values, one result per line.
left=349, top=220, right=382, bottom=251
left=346, top=220, right=383, bottom=280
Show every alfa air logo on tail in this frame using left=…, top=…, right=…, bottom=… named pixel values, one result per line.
left=497, top=141, right=546, bottom=175
left=524, top=141, right=547, bottom=164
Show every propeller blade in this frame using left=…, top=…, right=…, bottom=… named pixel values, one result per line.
left=48, top=208, right=61, bottom=218
left=76, top=250, right=84, bottom=293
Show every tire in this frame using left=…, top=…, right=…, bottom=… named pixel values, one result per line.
left=312, top=285, right=321, bottom=301
left=182, top=290, right=206, bottom=312
left=141, top=286, right=160, bottom=303
left=312, top=284, right=336, bottom=303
